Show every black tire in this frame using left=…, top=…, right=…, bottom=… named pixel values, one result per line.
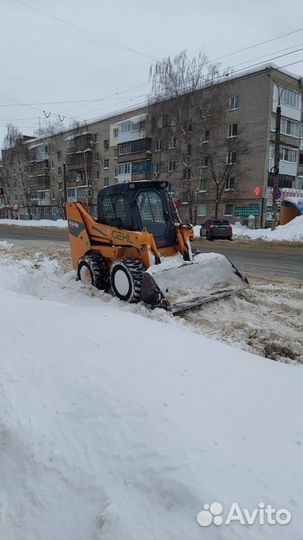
left=206, top=234, right=214, bottom=241
left=110, top=258, right=144, bottom=303
left=77, top=253, right=109, bottom=290
left=228, top=236, right=233, bottom=241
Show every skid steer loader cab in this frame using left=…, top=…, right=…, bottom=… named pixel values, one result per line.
left=66, top=180, right=248, bottom=314
left=97, top=181, right=178, bottom=248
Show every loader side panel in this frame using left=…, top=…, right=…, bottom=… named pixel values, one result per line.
left=66, top=203, right=92, bottom=269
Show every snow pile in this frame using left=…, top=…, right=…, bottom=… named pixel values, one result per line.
left=193, top=225, right=201, bottom=238
left=0, top=240, right=14, bottom=250
left=232, top=216, right=303, bottom=242
left=0, top=253, right=302, bottom=539
left=0, top=218, right=68, bottom=228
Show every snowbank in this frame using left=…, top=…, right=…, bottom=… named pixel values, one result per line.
left=0, top=218, right=68, bottom=228
left=232, top=215, right=303, bottom=242
left=0, top=253, right=302, bottom=539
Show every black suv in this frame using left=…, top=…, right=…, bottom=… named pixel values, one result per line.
left=200, top=219, right=232, bottom=241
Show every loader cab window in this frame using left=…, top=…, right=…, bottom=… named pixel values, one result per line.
left=100, top=195, right=132, bottom=229
left=137, top=191, right=166, bottom=228
left=136, top=189, right=175, bottom=247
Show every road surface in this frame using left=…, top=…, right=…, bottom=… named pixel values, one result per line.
left=0, top=225, right=302, bottom=281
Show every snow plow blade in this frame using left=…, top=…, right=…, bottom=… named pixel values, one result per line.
left=141, top=253, right=248, bottom=315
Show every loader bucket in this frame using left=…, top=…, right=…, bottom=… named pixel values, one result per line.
left=141, top=252, right=248, bottom=314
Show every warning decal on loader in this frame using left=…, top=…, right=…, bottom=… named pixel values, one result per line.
left=68, top=220, right=86, bottom=237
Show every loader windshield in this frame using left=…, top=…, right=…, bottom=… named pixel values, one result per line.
left=136, top=189, right=176, bottom=247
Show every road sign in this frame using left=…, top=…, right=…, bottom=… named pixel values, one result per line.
left=235, top=207, right=260, bottom=217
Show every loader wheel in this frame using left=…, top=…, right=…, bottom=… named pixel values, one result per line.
left=77, top=254, right=109, bottom=290
left=110, top=258, right=144, bottom=303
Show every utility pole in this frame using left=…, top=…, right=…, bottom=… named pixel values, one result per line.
left=271, top=99, right=281, bottom=230
left=63, top=163, right=67, bottom=219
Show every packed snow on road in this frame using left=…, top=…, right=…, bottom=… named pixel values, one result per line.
left=0, top=218, right=68, bottom=228
left=0, top=244, right=302, bottom=540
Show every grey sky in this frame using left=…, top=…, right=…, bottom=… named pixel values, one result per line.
left=0, top=0, right=302, bottom=143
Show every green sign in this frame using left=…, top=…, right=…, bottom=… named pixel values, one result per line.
left=235, top=207, right=260, bottom=217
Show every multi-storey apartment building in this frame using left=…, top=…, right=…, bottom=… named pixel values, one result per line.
left=1, top=65, right=302, bottom=226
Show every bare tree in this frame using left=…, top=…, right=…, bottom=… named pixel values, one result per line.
left=2, top=123, right=33, bottom=219
left=149, top=50, right=221, bottom=223
left=149, top=51, right=248, bottom=223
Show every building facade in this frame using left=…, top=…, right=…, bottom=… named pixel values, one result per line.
left=1, top=66, right=302, bottom=226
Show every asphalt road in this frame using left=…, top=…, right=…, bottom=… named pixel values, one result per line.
left=193, top=238, right=302, bottom=281
left=0, top=225, right=302, bottom=281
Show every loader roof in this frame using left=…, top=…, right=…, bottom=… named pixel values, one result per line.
left=97, top=180, right=169, bottom=199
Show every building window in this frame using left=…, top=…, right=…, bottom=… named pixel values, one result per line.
left=104, top=178, right=109, bottom=187
left=104, top=159, right=109, bottom=169
left=277, top=86, right=301, bottom=109
left=154, top=162, right=161, bottom=174
left=200, top=104, right=209, bottom=118
left=67, top=188, right=76, bottom=199
left=225, top=177, right=235, bottom=190
left=94, top=171, right=100, bottom=179
left=154, top=139, right=162, bottom=152
left=44, top=207, right=50, bottom=216
left=57, top=151, right=62, bottom=160
left=183, top=168, right=191, bottom=180
left=169, top=116, right=176, bottom=126
left=95, top=152, right=100, bottom=161
left=202, top=156, right=209, bottom=168
left=52, top=207, right=58, bottom=215
left=228, top=124, right=238, bottom=137
left=272, top=116, right=300, bottom=138
left=104, top=139, right=109, bottom=150
left=180, top=191, right=189, bottom=204
left=280, top=147, right=297, bottom=162
left=229, top=95, right=239, bottom=110
left=197, top=203, right=207, bottom=217
left=168, top=137, right=176, bottom=150
left=51, top=160, right=54, bottom=169
left=113, top=127, right=119, bottom=138
left=114, top=148, right=118, bottom=158
left=156, top=116, right=163, bottom=128
left=202, top=129, right=210, bottom=143
left=199, top=178, right=208, bottom=192
left=224, top=203, right=234, bottom=216
left=51, top=191, right=56, bottom=200
left=270, top=145, right=298, bottom=163
left=298, top=177, right=303, bottom=190
left=93, top=133, right=99, bottom=143
left=118, top=163, right=131, bottom=175
left=168, top=160, right=176, bottom=172
left=57, top=166, right=62, bottom=175
left=227, top=151, right=237, bottom=164
left=187, top=144, right=192, bottom=156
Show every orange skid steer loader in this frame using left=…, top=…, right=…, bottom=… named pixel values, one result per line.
left=66, top=181, right=248, bottom=314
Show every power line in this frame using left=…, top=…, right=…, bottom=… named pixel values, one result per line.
left=11, top=0, right=156, bottom=61
left=0, top=46, right=301, bottom=110
left=212, top=28, right=303, bottom=62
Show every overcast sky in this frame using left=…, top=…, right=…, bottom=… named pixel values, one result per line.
left=0, top=0, right=302, bottom=144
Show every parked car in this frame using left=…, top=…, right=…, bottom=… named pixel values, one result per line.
left=200, top=219, right=232, bottom=241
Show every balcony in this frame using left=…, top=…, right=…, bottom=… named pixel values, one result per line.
left=117, top=114, right=148, bottom=144
left=66, top=151, right=93, bottom=170
left=29, top=175, right=50, bottom=190
left=65, top=133, right=94, bottom=154
left=269, top=157, right=297, bottom=177
left=29, top=143, right=49, bottom=162
left=31, top=191, right=50, bottom=206
left=29, top=159, right=49, bottom=175
left=117, top=138, right=151, bottom=159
